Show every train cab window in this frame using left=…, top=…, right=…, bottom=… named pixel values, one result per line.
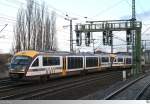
left=32, top=58, right=39, bottom=67
left=101, top=57, right=109, bottom=62
left=43, top=57, right=60, bottom=66
left=118, top=58, right=123, bottom=62
left=11, top=56, right=32, bottom=69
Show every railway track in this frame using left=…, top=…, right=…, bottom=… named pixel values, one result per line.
left=135, top=81, right=150, bottom=100
left=0, top=78, right=37, bottom=96
left=24, top=72, right=118, bottom=100
left=0, top=71, right=122, bottom=100
left=103, top=74, right=150, bottom=100
left=0, top=81, right=33, bottom=94
left=0, top=78, right=13, bottom=85
left=0, top=77, right=33, bottom=88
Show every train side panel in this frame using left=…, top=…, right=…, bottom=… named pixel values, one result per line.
left=26, top=55, right=63, bottom=77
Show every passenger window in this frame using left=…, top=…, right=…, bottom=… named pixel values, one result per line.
left=102, top=57, right=109, bottom=62
left=126, top=58, right=131, bottom=64
left=43, top=57, right=60, bottom=66
left=68, top=57, right=83, bottom=69
left=118, top=58, right=123, bottom=62
left=86, top=57, right=98, bottom=67
left=32, top=58, right=39, bottom=67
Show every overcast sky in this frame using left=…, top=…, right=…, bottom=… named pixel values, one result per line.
left=0, top=0, right=150, bottom=53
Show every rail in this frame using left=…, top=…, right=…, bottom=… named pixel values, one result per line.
left=103, top=75, right=145, bottom=100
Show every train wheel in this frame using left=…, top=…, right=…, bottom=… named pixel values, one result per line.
left=40, top=75, right=48, bottom=83
left=80, top=70, right=87, bottom=76
left=46, top=75, right=50, bottom=80
left=9, top=74, right=21, bottom=81
left=10, top=76, right=16, bottom=81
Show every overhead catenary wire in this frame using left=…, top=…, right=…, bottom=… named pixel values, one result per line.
left=91, top=0, right=125, bottom=19
left=136, top=0, right=146, bottom=15
left=8, top=0, right=92, bottom=21
left=0, top=24, right=8, bottom=33
left=0, top=0, right=21, bottom=9
left=142, top=26, right=150, bottom=34
left=0, top=0, right=97, bottom=24
left=0, top=16, right=16, bottom=22
left=0, top=0, right=149, bottom=52
left=5, top=0, right=26, bottom=6
left=124, top=0, right=143, bottom=20
left=0, top=0, right=66, bottom=21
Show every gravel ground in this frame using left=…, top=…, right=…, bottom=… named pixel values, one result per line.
left=38, top=71, right=123, bottom=100
left=79, top=70, right=131, bottom=99
left=0, top=69, right=9, bottom=79
left=110, top=75, right=150, bottom=100
left=1, top=68, right=150, bottom=100
left=0, top=70, right=123, bottom=100
left=139, top=85, right=150, bottom=99
left=80, top=76, right=134, bottom=99
left=81, top=72, right=150, bottom=100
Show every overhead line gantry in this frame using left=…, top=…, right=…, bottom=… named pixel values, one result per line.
left=75, top=19, right=142, bottom=76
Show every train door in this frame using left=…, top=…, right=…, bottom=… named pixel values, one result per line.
left=42, top=56, right=63, bottom=75
left=62, top=56, right=67, bottom=76
left=26, top=56, right=44, bottom=76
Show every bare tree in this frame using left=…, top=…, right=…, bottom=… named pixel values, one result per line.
left=50, top=11, right=57, bottom=50
left=13, top=9, right=24, bottom=52
left=44, top=13, right=51, bottom=51
left=12, top=0, right=57, bottom=53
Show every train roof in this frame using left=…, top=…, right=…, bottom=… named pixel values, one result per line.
left=39, top=51, right=100, bottom=56
left=39, top=52, right=130, bottom=57
left=15, top=50, right=132, bottom=58
left=15, top=50, right=39, bottom=58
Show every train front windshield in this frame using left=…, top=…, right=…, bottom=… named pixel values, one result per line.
left=10, top=56, right=32, bottom=70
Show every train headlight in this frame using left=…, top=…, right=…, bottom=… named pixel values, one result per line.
left=21, top=69, right=25, bottom=71
left=9, top=68, right=14, bottom=72
left=21, top=66, right=26, bottom=72
left=10, top=68, right=14, bottom=70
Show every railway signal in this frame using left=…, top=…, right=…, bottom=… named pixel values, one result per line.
left=85, top=32, right=91, bottom=46
left=103, top=30, right=113, bottom=46
left=75, top=19, right=142, bottom=77
left=126, top=30, right=132, bottom=45
left=103, top=31, right=107, bottom=45
left=108, top=31, right=113, bottom=46
left=76, top=32, right=82, bottom=46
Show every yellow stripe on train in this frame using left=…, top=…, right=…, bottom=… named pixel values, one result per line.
left=15, top=50, right=39, bottom=58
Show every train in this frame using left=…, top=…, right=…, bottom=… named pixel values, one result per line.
left=8, top=50, right=144, bottom=80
